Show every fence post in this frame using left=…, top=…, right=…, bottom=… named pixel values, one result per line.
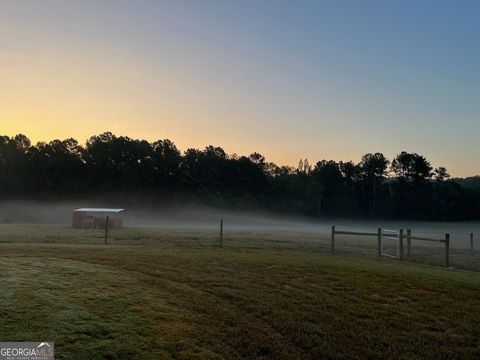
left=220, top=219, right=223, bottom=248
left=331, top=225, right=335, bottom=253
left=407, top=229, right=411, bottom=257
left=104, top=216, right=109, bottom=245
left=377, top=228, right=382, bottom=256
left=445, top=233, right=450, bottom=267
left=399, top=229, right=404, bottom=260
left=470, top=233, right=474, bottom=251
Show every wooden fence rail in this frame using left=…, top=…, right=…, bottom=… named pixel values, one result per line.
left=331, top=225, right=382, bottom=257
left=334, top=231, right=378, bottom=237
left=409, top=235, right=446, bottom=243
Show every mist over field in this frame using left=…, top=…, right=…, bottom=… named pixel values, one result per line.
left=1, top=200, right=479, bottom=249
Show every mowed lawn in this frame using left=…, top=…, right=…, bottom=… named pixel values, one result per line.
left=0, top=232, right=479, bottom=359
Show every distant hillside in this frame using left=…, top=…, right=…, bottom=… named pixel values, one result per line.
left=453, top=176, right=480, bottom=193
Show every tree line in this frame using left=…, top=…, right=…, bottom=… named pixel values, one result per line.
left=1, top=132, right=479, bottom=220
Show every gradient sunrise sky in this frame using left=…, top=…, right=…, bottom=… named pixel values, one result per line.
left=1, top=0, right=479, bottom=176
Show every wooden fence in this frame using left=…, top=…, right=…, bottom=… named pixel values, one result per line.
left=407, top=230, right=450, bottom=267
left=331, top=225, right=452, bottom=267
left=213, top=222, right=475, bottom=266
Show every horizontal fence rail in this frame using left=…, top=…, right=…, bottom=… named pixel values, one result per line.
left=409, top=236, right=446, bottom=243
left=334, top=230, right=378, bottom=237
left=331, top=225, right=382, bottom=256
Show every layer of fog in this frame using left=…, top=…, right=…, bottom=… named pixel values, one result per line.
left=1, top=200, right=479, bottom=248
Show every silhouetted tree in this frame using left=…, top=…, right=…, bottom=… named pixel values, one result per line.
left=391, top=151, right=433, bottom=184
left=390, top=152, right=434, bottom=218
left=359, top=153, right=390, bottom=216
left=152, top=139, right=181, bottom=190
left=434, top=167, right=450, bottom=182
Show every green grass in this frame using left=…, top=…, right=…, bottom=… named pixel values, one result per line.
left=0, top=225, right=479, bottom=359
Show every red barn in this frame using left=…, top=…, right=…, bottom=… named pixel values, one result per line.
left=72, top=208, right=124, bottom=229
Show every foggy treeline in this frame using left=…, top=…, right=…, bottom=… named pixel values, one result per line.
left=1, top=132, right=479, bottom=220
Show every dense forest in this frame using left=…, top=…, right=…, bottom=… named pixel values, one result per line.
left=1, top=132, right=479, bottom=220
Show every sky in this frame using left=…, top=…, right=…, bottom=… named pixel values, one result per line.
left=1, top=0, right=479, bottom=176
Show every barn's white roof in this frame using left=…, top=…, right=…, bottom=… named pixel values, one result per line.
left=73, top=208, right=124, bottom=213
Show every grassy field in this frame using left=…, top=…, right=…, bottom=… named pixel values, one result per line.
left=1, top=224, right=479, bottom=271
left=0, top=225, right=480, bottom=359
